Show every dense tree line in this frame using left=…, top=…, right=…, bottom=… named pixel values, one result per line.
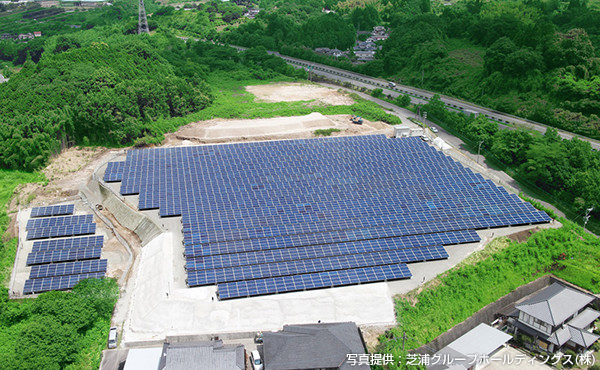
left=223, top=0, right=600, bottom=138
left=424, top=95, right=600, bottom=218
left=0, top=35, right=212, bottom=170
left=0, top=278, right=118, bottom=369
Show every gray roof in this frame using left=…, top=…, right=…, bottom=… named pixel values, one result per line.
left=124, top=347, right=163, bottom=370
left=428, top=324, right=511, bottom=370
left=263, top=322, right=369, bottom=370
left=162, top=340, right=244, bottom=370
left=569, top=308, right=600, bottom=329
left=568, top=326, right=600, bottom=348
left=515, top=283, right=594, bottom=326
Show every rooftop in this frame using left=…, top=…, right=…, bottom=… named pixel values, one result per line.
left=515, top=283, right=595, bottom=326
left=263, top=322, right=370, bottom=370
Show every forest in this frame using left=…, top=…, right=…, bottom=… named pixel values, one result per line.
left=223, top=0, right=600, bottom=139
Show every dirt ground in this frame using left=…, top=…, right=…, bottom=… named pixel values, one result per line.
left=245, top=82, right=355, bottom=106
left=164, top=113, right=394, bottom=146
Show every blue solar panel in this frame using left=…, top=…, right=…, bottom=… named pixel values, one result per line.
left=26, top=223, right=96, bottom=240
left=23, top=272, right=105, bottom=295
left=185, top=231, right=477, bottom=270
left=26, top=214, right=93, bottom=231
left=104, top=161, right=126, bottom=182
left=110, top=135, right=551, bottom=299
left=26, top=247, right=102, bottom=266
left=29, top=259, right=108, bottom=279
left=188, top=246, right=446, bottom=286
left=30, top=204, right=74, bottom=218
left=217, top=264, right=412, bottom=300
left=32, top=235, right=104, bottom=253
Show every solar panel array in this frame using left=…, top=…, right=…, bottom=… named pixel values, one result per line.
left=26, top=214, right=93, bottom=230
left=30, top=204, right=74, bottom=218
left=108, top=135, right=550, bottom=300
left=23, top=207, right=107, bottom=294
left=26, top=223, right=96, bottom=240
left=24, top=272, right=105, bottom=295
left=104, top=161, right=126, bottom=182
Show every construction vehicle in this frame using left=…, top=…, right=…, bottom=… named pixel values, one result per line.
left=350, top=115, right=363, bottom=125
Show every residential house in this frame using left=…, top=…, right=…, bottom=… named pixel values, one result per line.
left=263, top=322, right=370, bottom=370
left=244, top=8, right=260, bottom=18
left=428, top=323, right=512, bottom=370
left=33, top=31, right=42, bottom=37
left=509, top=282, right=600, bottom=353
left=0, top=33, right=15, bottom=40
left=315, top=47, right=349, bottom=58
left=370, top=25, right=389, bottom=41
left=353, top=41, right=377, bottom=62
left=18, top=33, right=34, bottom=40
left=121, top=340, right=245, bottom=370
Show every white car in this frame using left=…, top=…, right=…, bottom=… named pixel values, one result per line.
left=250, top=350, right=264, bottom=370
left=431, top=127, right=438, bottom=133
left=107, top=327, right=118, bottom=349
left=420, top=135, right=430, bottom=142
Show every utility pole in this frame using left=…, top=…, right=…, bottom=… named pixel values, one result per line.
left=402, top=332, right=407, bottom=352
left=138, top=0, right=149, bottom=34
left=584, top=207, right=594, bottom=232
left=477, top=140, right=484, bottom=164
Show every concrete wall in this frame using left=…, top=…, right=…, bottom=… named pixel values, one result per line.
left=93, top=180, right=162, bottom=246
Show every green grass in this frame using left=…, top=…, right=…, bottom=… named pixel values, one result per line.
left=377, top=218, right=600, bottom=369
left=0, top=170, right=45, bottom=284
left=314, top=128, right=341, bottom=136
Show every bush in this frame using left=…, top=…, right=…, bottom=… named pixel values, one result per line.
left=314, top=128, right=341, bottom=136
left=371, top=88, right=384, bottom=98
left=395, top=94, right=411, bottom=107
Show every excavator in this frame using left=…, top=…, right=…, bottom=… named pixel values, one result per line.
left=350, top=115, right=363, bottom=125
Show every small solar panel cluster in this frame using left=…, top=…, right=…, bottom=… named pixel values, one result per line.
left=104, top=161, right=126, bottom=182
left=106, top=135, right=551, bottom=300
left=23, top=205, right=107, bottom=295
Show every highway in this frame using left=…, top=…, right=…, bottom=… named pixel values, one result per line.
left=229, top=45, right=600, bottom=150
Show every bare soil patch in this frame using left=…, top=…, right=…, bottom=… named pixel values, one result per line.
left=246, top=82, right=355, bottom=106
left=506, top=227, right=542, bottom=243
left=164, top=113, right=394, bottom=146
left=10, top=147, right=111, bottom=212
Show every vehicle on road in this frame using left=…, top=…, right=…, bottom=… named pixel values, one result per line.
left=108, top=327, right=118, bottom=349
left=250, top=350, right=264, bottom=370
left=388, top=81, right=396, bottom=88
left=431, top=127, right=438, bottom=133
left=420, top=135, right=430, bottom=142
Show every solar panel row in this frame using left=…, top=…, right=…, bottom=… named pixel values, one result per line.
left=184, top=229, right=478, bottom=258
left=29, top=259, right=108, bottom=279
left=30, top=204, right=74, bottom=218
left=188, top=246, right=446, bottom=287
left=217, top=263, right=412, bottom=300
left=104, top=161, right=126, bottom=182
left=23, top=272, right=105, bottom=295
left=26, top=214, right=93, bottom=231
left=26, top=247, right=102, bottom=266
left=32, top=235, right=104, bottom=253
left=26, top=223, right=96, bottom=240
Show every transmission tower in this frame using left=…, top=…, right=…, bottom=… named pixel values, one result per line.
left=138, top=0, right=149, bottom=34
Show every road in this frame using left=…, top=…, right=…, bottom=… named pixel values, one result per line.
left=229, top=45, right=600, bottom=151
